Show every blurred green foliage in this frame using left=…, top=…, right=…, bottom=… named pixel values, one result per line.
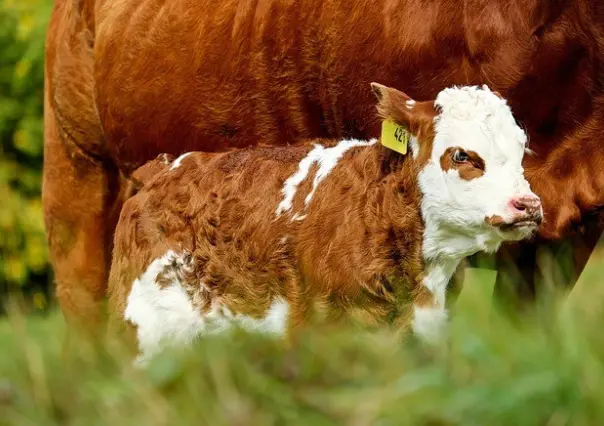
left=2, top=278, right=604, bottom=425
left=0, top=0, right=53, bottom=302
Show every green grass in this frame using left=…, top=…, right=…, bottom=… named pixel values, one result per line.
left=2, top=259, right=604, bottom=425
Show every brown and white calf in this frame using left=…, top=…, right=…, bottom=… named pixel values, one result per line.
left=108, top=83, right=542, bottom=363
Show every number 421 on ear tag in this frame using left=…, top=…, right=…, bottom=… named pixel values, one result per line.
left=380, top=120, right=409, bottom=155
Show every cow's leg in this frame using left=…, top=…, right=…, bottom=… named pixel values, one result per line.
left=42, top=98, right=123, bottom=336
left=570, top=214, right=604, bottom=286
left=492, top=242, right=538, bottom=317
left=493, top=223, right=603, bottom=320
left=563, top=221, right=604, bottom=316
left=533, top=218, right=604, bottom=319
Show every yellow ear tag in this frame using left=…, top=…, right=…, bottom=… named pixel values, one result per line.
left=380, top=120, right=409, bottom=155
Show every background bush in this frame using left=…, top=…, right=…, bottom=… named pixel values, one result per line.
left=0, top=0, right=53, bottom=312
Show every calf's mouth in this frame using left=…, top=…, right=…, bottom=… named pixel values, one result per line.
left=485, top=214, right=542, bottom=232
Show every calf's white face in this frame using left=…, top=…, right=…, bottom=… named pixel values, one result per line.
left=420, top=85, right=542, bottom=247
left=371, top=83, right=542, bottom=256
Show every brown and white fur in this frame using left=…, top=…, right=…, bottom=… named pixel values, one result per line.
left=108, top=83, right=542, bottom=364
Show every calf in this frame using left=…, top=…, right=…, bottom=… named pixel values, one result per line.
left=108, top=83, right=542, bottom=363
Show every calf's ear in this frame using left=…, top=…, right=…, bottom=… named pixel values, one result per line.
left=127, top=153, right=176, bottom=197
left=370, top=82, right=437, bottom=135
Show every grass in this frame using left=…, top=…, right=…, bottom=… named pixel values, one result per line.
left=2, top=257, right=604, bottom=425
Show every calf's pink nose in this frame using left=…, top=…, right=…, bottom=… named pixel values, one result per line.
left=509, top=195, right=543, bottom=221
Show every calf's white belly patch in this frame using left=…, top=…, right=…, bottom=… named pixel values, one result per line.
left=124, top=250, right=289, bottom=364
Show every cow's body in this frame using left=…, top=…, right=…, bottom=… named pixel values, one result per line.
left=45, top=0, right=604, bottom=328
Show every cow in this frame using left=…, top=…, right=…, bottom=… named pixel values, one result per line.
left=44, top=0, right=604, bottom=331
left=107, top=83, right=542, bottom=363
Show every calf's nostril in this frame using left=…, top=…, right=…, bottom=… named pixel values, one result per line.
left=512, top=200, right=527, bottom=211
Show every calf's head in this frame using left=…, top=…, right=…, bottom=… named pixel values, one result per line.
left=371, top=83, right=542, bottom=254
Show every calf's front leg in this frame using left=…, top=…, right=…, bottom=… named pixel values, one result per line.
left=410, top=261, right=459, bottom=343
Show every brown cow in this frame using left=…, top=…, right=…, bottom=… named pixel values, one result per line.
left=44, top=0, right=604, bottom=330
left=108, top=84, right=542, bottom=364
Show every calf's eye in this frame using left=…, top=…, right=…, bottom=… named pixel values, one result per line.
left=452, top=150, right=469, bottom=163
